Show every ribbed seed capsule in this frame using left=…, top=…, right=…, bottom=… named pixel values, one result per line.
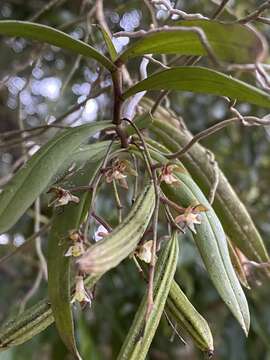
left=167, top=281, right=214, bottom=354
left=77, top=183, right=155, bottom=275
left=117, top=231, right=179, bottom=360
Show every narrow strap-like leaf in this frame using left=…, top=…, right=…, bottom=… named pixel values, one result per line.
left=162, top=171, right=250, bottom=335
left=98, top=25, right=118, bottom=61
left=48, top=147, right=110, bottom=358
left=118, top=19, right=266, bottom=64
left=135, top=102, right=269, bottom=264
left=0, top=21, right=116, bottom=71
left=0, top=121, right=113, bottom=233
left=122, top=66, right=270, bottom=108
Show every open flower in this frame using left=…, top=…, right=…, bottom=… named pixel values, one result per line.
left=135, top=240, right=154, bottom=263
left=65, top=242, right=85, bottom=257
left=160, top=164, right=182, bottom=186
left=71, top=276, right=92, bottom=305
left=175, top=204, right=208, bottom=233
left=48, top=187, right=79, bottom=207
left=65, top=229, right=86, bottom=257
left=104, top=159, right=137, bottom=189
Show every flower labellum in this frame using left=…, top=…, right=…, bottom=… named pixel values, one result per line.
left=47, top=186, right=79, bottom=207
left=175, top=204, right=208, bottom=233
left=71, top=275, right=92, bottom=305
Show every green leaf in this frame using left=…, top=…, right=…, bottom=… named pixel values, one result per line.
left=136, top=98, right=270, bottom=264
left=48, top=158, right=102, bottom=359
left=118, top=19, right=266, bottom=64
left=98, top=25, right=118, bottom=61
left=122, top=66, right=270, bottom=108
left=0, top=21, right=116, bottom=71
left=0, top=121, right=113, bottom=234
left=54, top=140, right=119, bottom=185
left=131, top=141, right=250, bottom=334
left=162, top=171, right=250, bottom=335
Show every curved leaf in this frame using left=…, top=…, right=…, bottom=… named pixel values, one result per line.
left=132, top=142, right=250, bottom=334
left=98, top=25, right=118, bottom=61
left=135, top=100, right=269, bottom=263
left=0, top=121, right=113, bottom=234
left=118, top=20, right=266, bottom=64
left=162, top=172, right=250, bottom=335
left=122, top=66, right=270, bottom=108
left=0, top=20, right=116, bottom=71
left=48, top=145, right=111, bottom=358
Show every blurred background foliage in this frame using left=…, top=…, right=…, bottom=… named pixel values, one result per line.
left=0, top=0, right=270, bottom=359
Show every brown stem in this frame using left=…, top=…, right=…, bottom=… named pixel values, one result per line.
left=112, top=66, right=129, bottom=148
left=160, top=195, right=185, bottom=213
left=91, top=212, right=112, bottom=232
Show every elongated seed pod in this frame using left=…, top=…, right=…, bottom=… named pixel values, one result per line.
left=0, top=300, right=53, bottom=350
left=77, top=183, right=155, bottom=275
left=117, top=231, right=179, bottom=360
left=167, top=281, right=214, bottom=354
left=137, top=98, right=269, bottom=264
left=0, top=273, right=98, bottom=350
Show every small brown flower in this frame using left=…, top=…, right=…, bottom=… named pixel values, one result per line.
left=160, top=164, right=182, bottom=186
left=104, top=159, right=137, bottom=189
left=65, top=230, right=86, bottom=257
left=65, top=242, right=85, bottom=257
left=135, top=240, right=154, bottom=263
left=175, top=204, right=208, bottom=233
left=48, top=187, right=79, bottom=207
left=71, top=276, right=92, bottom=305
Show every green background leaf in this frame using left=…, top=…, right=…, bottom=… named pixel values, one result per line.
left=0, top=121, right=113, bottom=234
left=0, top=21, right=116, bottom=71
left=118, top=19, right=266, bottom=64
left=47, top=160, right=101, bottom=359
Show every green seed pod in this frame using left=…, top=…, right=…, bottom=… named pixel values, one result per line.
left=117, top=231, right=179, bottom=360
left=77, top=183, right=155, bottom=275
left=167, top=280, right=214, bottom=355
left=0, top=274, right=99, bottom=351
